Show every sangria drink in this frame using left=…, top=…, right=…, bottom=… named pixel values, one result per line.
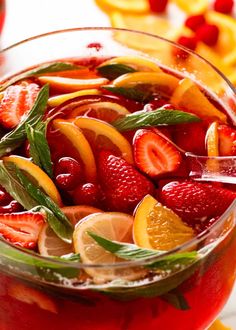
left=0, top=28, right=235, bottom=330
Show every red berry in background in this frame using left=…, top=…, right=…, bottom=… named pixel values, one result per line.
left=148, top=0, right=168, bottom=13
left=213, top=0, right=234, bottom=14
left=73, top=183, right=101, bottom=207
left=55, top=157, right=83, bottom=191
left=185, top=14, right=206, bottom=32
left=174, top=36, right=198, bottom=59
left=196, top=24, right=220, bottom=46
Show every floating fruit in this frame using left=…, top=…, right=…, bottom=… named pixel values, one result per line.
left=206, top=121, right=219, bottom=157
left=48, top=89, right=101, bottom=107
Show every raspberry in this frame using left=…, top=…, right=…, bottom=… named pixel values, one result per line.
left=148, top=0, right=168, bottom=13
left=173, top=36, right=198, bottom=59
left=213, top=0, right=234, bottom=14
left=196, top=24, right=220, bottom=46
left=185, top=14, right=206, bottom=32
left=55, top=157, right=83, bottom=191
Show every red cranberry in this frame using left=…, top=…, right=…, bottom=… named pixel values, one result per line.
left=148, top=0, right=168, bottom=13
left=185, top=14, right=206, bottom=32
left=0, top=200, right=23, bottom=214
left=73, top=183, right=101, bottom=207
left=174, top=36, right=198, bottom=59
left=213, top=0, right=234, bottom=14
left=55, top=157, right=83, bottom=191
left=196, top=24, right=220, bottom=46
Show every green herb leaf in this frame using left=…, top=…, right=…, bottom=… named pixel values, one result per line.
left=103, top=86, right=152, bottom=102
left=15, top=168, right=73, bottom=243
left=0, top=62, right=82, bottom=91
left=97, top=64, right=136, bottom=80
left=26, top=121, right=53, bottom=178
left=59, top=253, right=81, bottom=262
left=0, top=84, right=49, bottom=157
left=88, top=232, right=197, bottom=270
left=113, top=108, right=201, bottom=132
left=162, top=289, right=190, bottom=310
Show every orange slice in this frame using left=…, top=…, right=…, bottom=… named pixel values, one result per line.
left=173, top=0, right=208, bottom=14
left=208, top=320, right=232, bottom=330
left=38, top=205, right=101, bottom=256
left=48, top=89, right=101, bottom=107
left=74, top=117, right=133, bottom=163
left=53, top=119, right=97, bottom=182
left=95, top=0, right=149, bottom=13
left=206, top=122, right=219, bottom=157
left=68, top=101, right=130, bottom=122
left=38, top=76, right=109, bottom=92
left=133, top=195, right=195, bottom=251
left=73, top=212, right=145, bottom=282
left=170, top=78, right=227, bottom=123
left=3, top=156, right=62, bottom=206
left=99, top=55, right=162, bottom=72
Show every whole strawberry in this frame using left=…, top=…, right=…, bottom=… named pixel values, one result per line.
left=160, top=181, right=236, bottom=228
left=98, top=151, right=155, bottom=213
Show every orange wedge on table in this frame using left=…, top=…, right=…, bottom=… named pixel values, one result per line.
left=48, top=89, right=101, bottom=107
left=133, top=195, right=195, bottom=251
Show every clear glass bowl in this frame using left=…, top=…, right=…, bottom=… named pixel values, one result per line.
left=0, top=28, right=235, bottom=330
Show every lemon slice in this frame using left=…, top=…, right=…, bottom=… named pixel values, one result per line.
left=53, top=119, right=97, bottom=182
left=48, top=89, right=101, bottom=107
left=133, top=195, right=195, bottom=251
left=73, top=212, right=145, bottom=282
left=99, top=55, right=162, bottom=72
left=3, top=156, right=62, bottom=206
left=95, top=0, right=149, bottom=13
left=173, top=0, right=208, bottom=14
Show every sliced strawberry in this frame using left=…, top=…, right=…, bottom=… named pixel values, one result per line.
left=0, top=82, right=40, bottom=129
left=0, top=211, right=45, bottom=249
left=133, top=129, right=181, bottom=178
left=218, top=124, right=236, bottom=156
left=98, top=151, right=154, bottom=212
left=160, top=181, right=236, bottom=230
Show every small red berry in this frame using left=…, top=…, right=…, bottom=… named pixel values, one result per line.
left=173, top=36, right=198, bottom=59
left=196, top=24, right=220, bottom=46
left=0, top=188, right=12, bottom=206
left=73, top=183, right=101, bottom=207
left=148, top=0, right=168, bottom=13
left=55, top=157, right=83, bottom=191
left=213, top=0, right=234, bottom=14
left=185, top=14, right=206, bottom=32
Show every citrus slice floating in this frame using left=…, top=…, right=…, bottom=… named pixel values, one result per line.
left=170, top=78, right=227, bottom=123
left=206, top=122, right=219, bottom=157
left=99, top=55, right=162, bottom=72
left=38, top=205, right=101, bottom=256
left=173, top=0, right=208, bottom=14
left=3, top=156, right=62, bottom=206
left=95, top=0, right=149, bottom=13
left=113, top=72, right=179, bottom=96
left=208, top=319, right=232, bottom=330
left=48, top=89, right=101, bottom=107
left=38, top=76, right=109, bottom=92
left=68, top=101, right=130, bottom=122
left=74, top=117, right=134, bottom=163
left=133, top=195, right=195, bottom=251
left=53, top=119, right=97, bottom=182
left=73, top=212, right=145, bottom=282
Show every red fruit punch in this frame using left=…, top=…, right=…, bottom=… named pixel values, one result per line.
left=98, top=151, right=154, bottom=212
left=160, top=181, right=236, bottom=226
left=218, top=124, right=236, bottom=156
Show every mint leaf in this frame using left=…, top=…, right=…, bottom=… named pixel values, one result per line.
left=103, top=86, right=152, bottom=102
left=26, top=121, right=53, bottom=178
left=112, top=109, right=201, bottom=132
left=59, top=253, right=81, bottom=262
left=0, top=84, right=49, bottom=157
left=0, top=62, right=82, bottom=91
left=162, top=289, right=190, bottom=310
left=97, top=64, right=136, bottom=80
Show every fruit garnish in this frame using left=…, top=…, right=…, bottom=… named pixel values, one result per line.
left=68, top=101, right=130, bottom=123
left=61, top=205, right=102, bottom=226
left=213, top=0, right=234, bottom=14
left=73, top=212, right=146, bottom=282
left=170, top=78, right=227, bottom=123
left=0, top=82, right=40, bottom=129
left=73, top=117, right=134, bottom=163
left=38, top=76, right=109, bottom=92
left=185, top=14, right=206, bottom=32
left=99, top=55, right=162, bottom=72
left=0, top=85, right=49, bottom=157
left=53, top=119, right=97, bottom=182
left=112, top=72, right=179, bottom=96
left=95, top=0, right=149, bottom=13
left=0, top=211, right=44, bottom=249
left=195, top=23, right=220, bottom=46
left=54, top=157, right=83, bottom=191
left=133, top=194, right=195, bottom=250
left=218, top=124, right=236, bottom=156
left=98, top=151, right=154, bottom=212
left=206, top=121, right=219, bottom=156
left=73, top=183, right=102, bottom=207
left=97, top=63, right=136, bottom=80
left=148, top=0, right=168, bottom=13
left=113, top=109, right=201, bottom=132
left=48, top=89, right=101, bottom=107
left=160, top=181, right=236, bottom=226
left=133, top=129, right=182, bottom=177
left=173, top=0, right=208, bottom=14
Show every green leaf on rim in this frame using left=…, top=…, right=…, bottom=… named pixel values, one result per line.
left=97, top=64, right=136, bottom=80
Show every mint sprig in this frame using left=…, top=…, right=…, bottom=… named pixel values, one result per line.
left=0, top=84, right=49, bottom=157
left=26, top=121, right=53, bottom=178
left=0, top=62, right=82, bottom=91
left=112, top=109, right=201, bottom=132
left=103, top=86, right=152, bottom=102
left=97, top=64, right=136, bottom=80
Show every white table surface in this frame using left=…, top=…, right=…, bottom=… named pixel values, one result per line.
left=1, top=0, right=236, bottom=328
